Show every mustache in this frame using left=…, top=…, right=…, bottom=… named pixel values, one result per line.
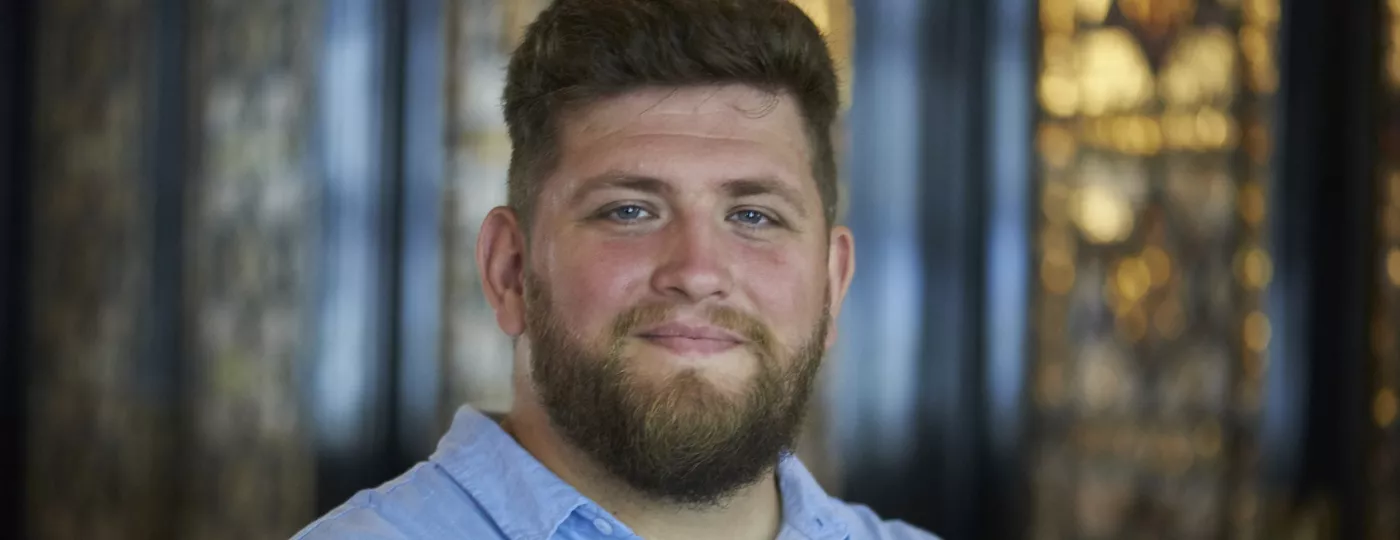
left=609, top=303, right=775, bottom=353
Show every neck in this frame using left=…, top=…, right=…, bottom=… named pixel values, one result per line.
left=503, top=401, right=784, bottom=540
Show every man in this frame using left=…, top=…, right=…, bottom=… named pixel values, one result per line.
left=297, top=1, right=937, bottom=539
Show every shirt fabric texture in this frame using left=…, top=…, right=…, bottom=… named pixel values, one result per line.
left=294, top=406, right=939, bottom=540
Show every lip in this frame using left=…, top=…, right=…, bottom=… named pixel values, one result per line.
left=635, top=322, right=746, bottom=355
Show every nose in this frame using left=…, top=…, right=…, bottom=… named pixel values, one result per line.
left=649, top=214, right=733, bottom=303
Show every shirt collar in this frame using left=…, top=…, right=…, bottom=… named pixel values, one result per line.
left=430, top=406, right=595, bottom=540
left=432, top=405, right=848, bottom=540
left=777, top=453, right=850, bottom=540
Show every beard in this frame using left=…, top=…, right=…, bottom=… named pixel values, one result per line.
left=524, top=272, right=828, bottom=506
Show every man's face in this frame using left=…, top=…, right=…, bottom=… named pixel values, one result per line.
left=508, top=85, right=852, bottom=503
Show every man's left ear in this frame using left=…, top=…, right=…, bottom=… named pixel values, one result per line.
left=824, top=226, right=855, bottom=348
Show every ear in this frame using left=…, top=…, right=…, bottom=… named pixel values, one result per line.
left=477, top=206, right=528, bottom=337
left=824, top=225, right=855, bottom=348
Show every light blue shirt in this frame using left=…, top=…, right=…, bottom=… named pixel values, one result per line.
left=295, top=406, right=939, bottom=540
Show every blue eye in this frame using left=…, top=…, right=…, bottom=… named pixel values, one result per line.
left=605, top=204, right=653, bottom=222
left=729, top=209, right=774, bottom=227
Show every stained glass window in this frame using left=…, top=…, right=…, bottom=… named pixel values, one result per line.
left=1033, top=0, right=1278, bottom=537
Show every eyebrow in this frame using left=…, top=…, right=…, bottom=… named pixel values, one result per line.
left=722, top=177, right=809, bottom=219
left=571, top=173, right=673, bottom=206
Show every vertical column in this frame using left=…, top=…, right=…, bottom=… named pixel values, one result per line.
left=835, top=0, right=928, bottom=514
left=1030, top=0, right=1278, bottom=537
left=182, top=0, right=320, bottom=537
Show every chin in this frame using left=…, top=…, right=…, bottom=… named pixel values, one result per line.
left=625, top=346, right=758, bottom=395
left=642, top=368, right=751, bottom=414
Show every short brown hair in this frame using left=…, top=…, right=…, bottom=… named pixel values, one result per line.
left=502, top=0, right=840, bottom=230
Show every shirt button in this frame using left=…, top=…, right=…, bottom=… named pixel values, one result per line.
left=592, top=518, right=614, bottom=535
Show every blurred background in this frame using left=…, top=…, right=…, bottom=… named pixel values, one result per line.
left=1, top=0, right=1398, bottom=538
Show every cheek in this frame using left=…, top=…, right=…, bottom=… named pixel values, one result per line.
left=733, top=243, right=826, bottom=329
left=544, top=239, right=653, bottom=333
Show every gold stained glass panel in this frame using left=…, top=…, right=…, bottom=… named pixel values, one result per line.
left=1033, top=0, right=1278, bottom=537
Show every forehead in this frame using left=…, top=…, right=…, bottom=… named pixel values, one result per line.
left=549, top=85, right=814, bottom=193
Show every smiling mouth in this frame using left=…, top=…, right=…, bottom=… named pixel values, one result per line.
left=639, top=335, right=744, bottom=355
left=635, top=323, right=746, bottom=355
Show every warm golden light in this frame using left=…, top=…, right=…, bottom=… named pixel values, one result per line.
left=1388, top=248, right=1400, bottom=286
left=1116, top=257, right=1153, bottom=302
left=1244, top=0, right=1280, bottom=26
left=1042, top=258, right=1078, bottom=295
left=1243, top=311, right=1272, bottom=352
left=1237, top=247, right=1274, bottom=289
left=1077, top=29, right=1155, bottom=115
left=1239, top=183, right=1267, bottom=225
left=1040, top=73, right=1081, bottom=118
left=1042, top=0, right=1077, bottom=34
left=1376, top=389, right=1399, bottom=427
left=1160, top=29, right=1237, bottom=107
left=1126, top=116, right=1163, bottom=155
left=1082, top=116, right=1113, bottom=146
left=1142, top=245, right=1173, bottom=286
left=1239, top=25, right=1278, bottom=93
left=1042, top=228, right=1077, bottom=262
left=1073, top=185, right=1135, bottom=244
left=1162, top=111, right=1197, bottom=149
left=1077, top=0, right=1114, bottom=23
left=1195, top=107, right=1234, bottom=149
left=1043, top=182, right=1074, bottom=224
left=1045, top=34, right=1077, bottom=72
left=1038, top=124, right=1079, bottom=168
left=1390, top=37, right=1400, bottom=90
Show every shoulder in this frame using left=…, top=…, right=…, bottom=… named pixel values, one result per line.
left=829, top=498, right=942, bottom=540
left=292, top=462, right=505, bottom=540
